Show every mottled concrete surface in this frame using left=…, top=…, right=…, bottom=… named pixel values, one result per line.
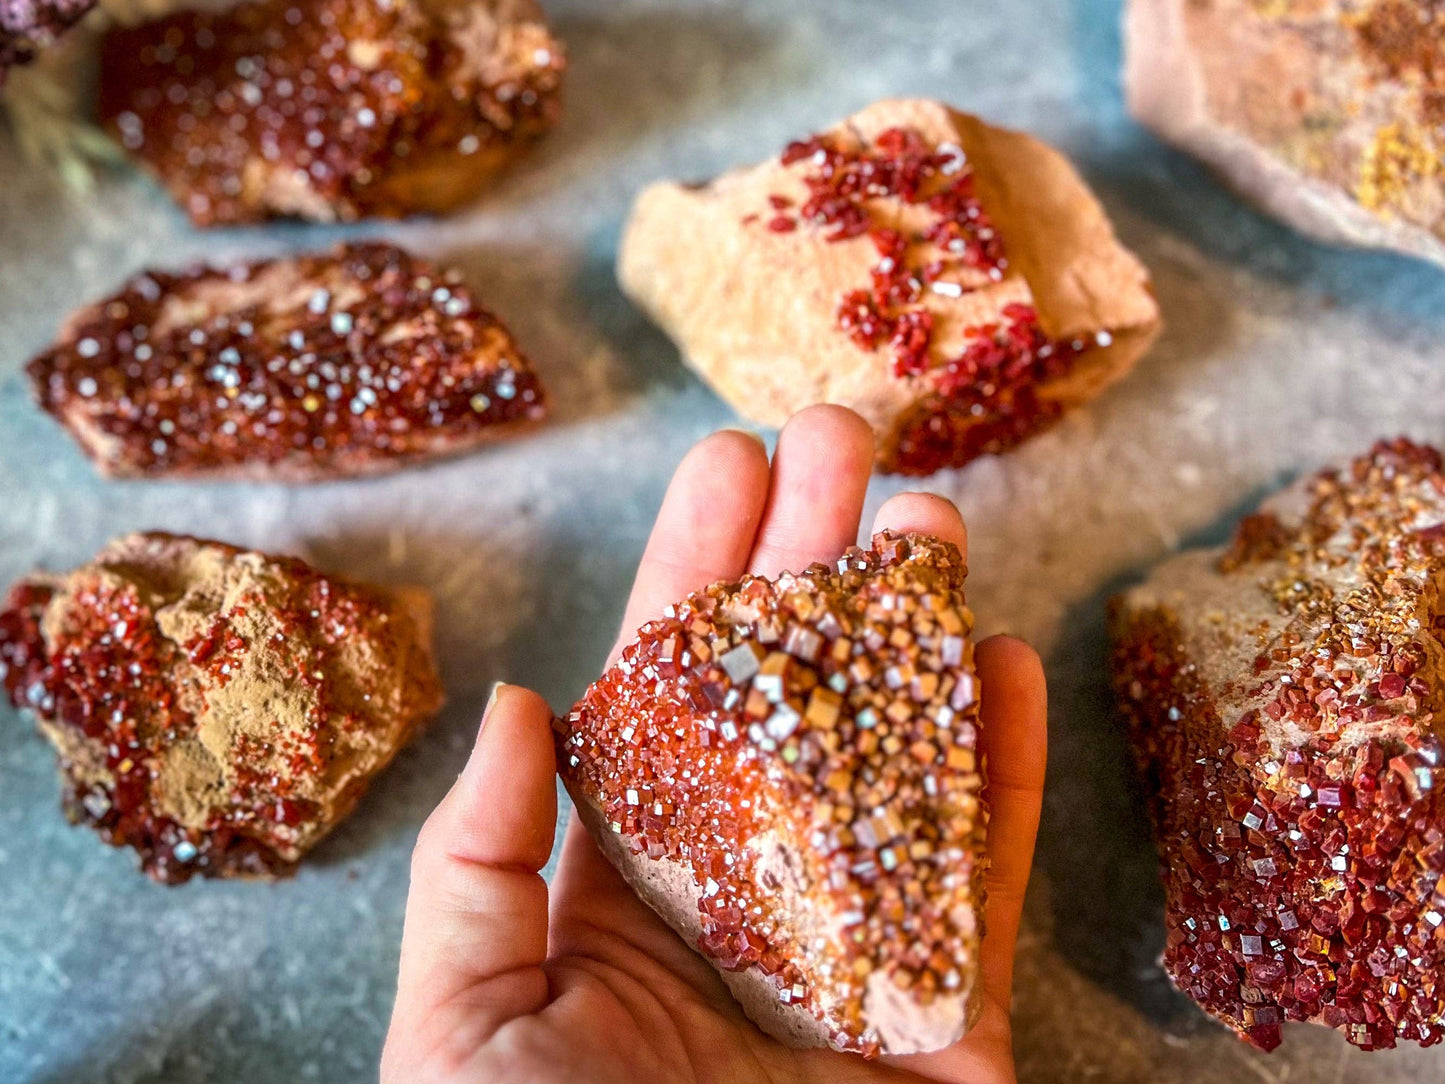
left=1, top=1, right=1444, bottom=1081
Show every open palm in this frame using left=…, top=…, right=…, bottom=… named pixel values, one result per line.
left=381, top=406, right=1048, bottom=1084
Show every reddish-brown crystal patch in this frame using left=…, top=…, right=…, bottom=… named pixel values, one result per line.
left=1113, top=439, right=1445, bottom=1051
left=887, top=303, right=1095, bottom=476
left=0, top=532, right=443, bottom=883
left=97, top=0, right=565, bottom=224
left=758, top=125, right=1102, bottom=475
left=27, top=242, right=546, bottom=480
left=770, top=126, right=1006, bottom=378
left=557, top=531, right=986, bottom=1054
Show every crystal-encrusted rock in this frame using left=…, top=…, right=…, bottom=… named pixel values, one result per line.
left=98, top=0, right=565, bottom=224
left=1112, top=440, right=1445, bottom=1051
left=0, top=532, right=444, bottom=883
left=27, top=242, right=546, bottom=481
left=557, top=531, right=987, bottom=1055
left=1126, top=0, right=1445, bottom=267
left=618, top=99, right=1161, bottom=475
left=0, top=0, right=95, bottom=81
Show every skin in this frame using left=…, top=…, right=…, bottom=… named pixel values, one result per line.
left=382, top=405, right=1048, bottom=1084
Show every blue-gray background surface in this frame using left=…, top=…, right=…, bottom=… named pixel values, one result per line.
left=2, top=1, right=1444, bottom=1080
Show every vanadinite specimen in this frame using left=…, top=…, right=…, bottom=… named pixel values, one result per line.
left=0, top=0, right=95, bottom=81
left=28, top=242, right=546, bottom=481
left=557, top=532, right=987, bottom=1055
left=1112, top=440, right=1445, bottom=1051
left=0, top=532, right=443, bottom=883
left=98, top=0, right=565, bottom=224
left=618, top=99, right=1161, bottom=476
left=1127, top=0, right=1445, bottom=267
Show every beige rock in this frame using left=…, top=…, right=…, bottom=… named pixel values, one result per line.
left=1126, top=0, right=1445, bottom=267
left=618, top=99, right=1160, bottom=474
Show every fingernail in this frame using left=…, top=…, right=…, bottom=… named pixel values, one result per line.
left=464, top=682, right=507, bottom=776
left=481, top=681, right=504, bottom=725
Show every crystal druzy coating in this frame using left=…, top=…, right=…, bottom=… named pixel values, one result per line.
left=27, top=242, right=546, bottom=480
left=1112, top=440, right=1445, bottom=1051
left=97, top=0, right=565, bottom=224
left=557, top=531, right=988, bottom=1054
left=759, top=125, right=1100, bottom=476
left=0, top=532, right=443, bottom=883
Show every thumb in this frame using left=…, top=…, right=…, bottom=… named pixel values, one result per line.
left=383, top=683, right=558, bottom=1081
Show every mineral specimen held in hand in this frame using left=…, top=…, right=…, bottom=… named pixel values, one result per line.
left=1112, top=440, right=1445, bottom=1051
left=0, top=532, right=444, bottom=883
left=98, top=0, right=565, bottom=224
left=557, top=531, right=988, bottom=1055
left=618, top=99, right=1161, bottom=475
left=28, top=242, right=546, bottom=481
left=1126, top=0, right=1445, bottom=268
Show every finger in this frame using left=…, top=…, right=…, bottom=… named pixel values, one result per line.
left=870, top=491, right=968, bottom=562
left=748, top=404, right=875, bottom=576
left=973, top=635, right=1047, bottom=1001
left=613, top=428, right=771, bottom=658
left=383, top=685, right=558, bottom=1079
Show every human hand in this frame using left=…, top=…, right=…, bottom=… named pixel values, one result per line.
left=381, top=405, right=1048, bottom=1084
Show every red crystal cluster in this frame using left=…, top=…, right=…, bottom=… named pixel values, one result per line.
left=758, top=125, right=1098, bottom=475
left=1113, top=440, right=1445, bottom=1051
left=888, top=303, right=1092, bottom=476
left=557, top=531, right=986, bottom=1053
left=27, top=243, right=545, bottom=479
left=0, top=532, right=440, bottom=883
